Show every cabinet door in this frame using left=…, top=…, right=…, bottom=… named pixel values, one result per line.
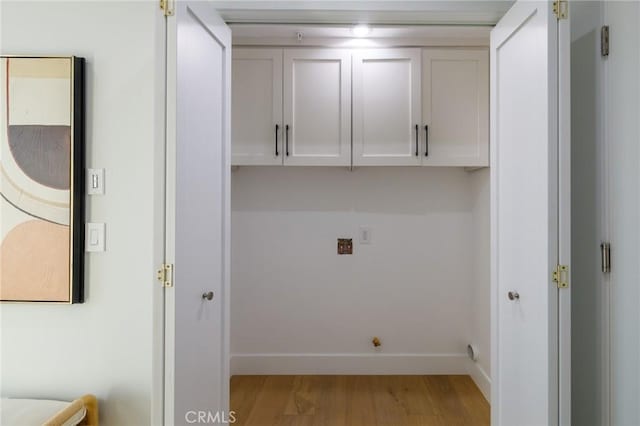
left=353, top=48, right=422, bottom=166
left=232, top=48, right=283, bottom=165
left=283, top=49, right=351, bottom=166
left=422, top=49, right=489, bottom=167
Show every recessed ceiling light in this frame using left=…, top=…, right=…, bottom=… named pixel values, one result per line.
left=352, top=25, right=371, bottom=38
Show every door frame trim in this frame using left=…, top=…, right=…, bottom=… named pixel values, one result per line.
left=152, top=6, right=168, bottom=426
left=558, top=6, right=572, bottom=426
left=600, top=3, right=611, bottom=423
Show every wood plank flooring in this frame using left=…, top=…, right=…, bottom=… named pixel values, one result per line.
left=230, top=375, right=489, bottom=426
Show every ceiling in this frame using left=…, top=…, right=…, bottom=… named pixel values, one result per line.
left=212, top=1, right=514, bottom=26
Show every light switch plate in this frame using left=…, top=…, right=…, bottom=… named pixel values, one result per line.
left=86, top=223, right=106, bottom=252
left=359, top=226, right=372, bottom=245
left=87, top=168, right=105, bottom=195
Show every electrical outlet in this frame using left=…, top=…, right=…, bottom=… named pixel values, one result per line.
left=337, top=238, right=353, bottom=255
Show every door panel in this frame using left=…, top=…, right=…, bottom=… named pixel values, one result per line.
left=283, top=49, right=350, bottom=166
left=491, top=1, right=568, bottom=425
left=232, top=48, right=283, bottom=165
left=422, top=49, right=488, bottom=166
left=165, top=2, right=231, bottom=425
left=353, top=48, right=421, bottom=166
left=607, top=2, right=640, bottom=425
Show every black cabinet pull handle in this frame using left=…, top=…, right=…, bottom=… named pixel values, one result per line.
left=275, top=124, right=279, bottom=156
left=424, top=125, right=429, bottom=157
left=285, top=124, right=290, bottom=156
left=415, top=124, right=419, bottom=156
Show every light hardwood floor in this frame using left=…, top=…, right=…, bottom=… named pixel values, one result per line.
left=230, top=375, right=489, bottom=426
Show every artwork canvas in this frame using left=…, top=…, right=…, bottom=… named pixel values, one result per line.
left=0, top=56, right=85, bottom=303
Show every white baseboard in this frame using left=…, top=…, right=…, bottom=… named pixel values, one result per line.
left=466, top=359, right=491, bottom=403
left=231, top=353, right=468, bottom=375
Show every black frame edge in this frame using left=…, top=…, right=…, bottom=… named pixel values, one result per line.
left=71, top=56, right=86, bottom=304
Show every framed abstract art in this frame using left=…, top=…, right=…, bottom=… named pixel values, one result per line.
left=0, top=56, right=85, bottom=303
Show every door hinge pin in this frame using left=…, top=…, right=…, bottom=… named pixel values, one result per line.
left=553, top=264, right=569, bottom=288
left=601, top=26, right=610, bottom=57
left=601, top=243, right=611, bottom=273
left=160, top=0, right=174, bottom=17
left=157, top=263, right=174, bottom=288
left=553, top=0, right=568, bottom=20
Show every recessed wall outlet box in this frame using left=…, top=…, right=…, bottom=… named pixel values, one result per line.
left=360, top=226, right=372, bottom=244
left=337, top=238, right=353, bottom=255
left=87, top=168, right=105, bottom=195
left=86, top=223, right=106, bottom=252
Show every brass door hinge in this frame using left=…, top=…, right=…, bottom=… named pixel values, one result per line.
left=157, top=263, right=174, bottom=288
left=160, top=0, right=174, bottom=17
left=553, top=0, right=568, bottom=20
left=553, top=264, right=569, bottom=288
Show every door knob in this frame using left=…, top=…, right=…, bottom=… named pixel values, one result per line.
left=202, top=291, right=214, bottom=301
left=508, top=291, right=520, bottom=301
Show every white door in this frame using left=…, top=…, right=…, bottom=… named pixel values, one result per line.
left=353, top=48, right=422, bottom=166
left=422, top=49, right=489, bottom=167
left=606, top=2, right=640, bottom=424
left=164, top=1, right=231, bottom=425
left=491, top=1, right=570, bottom=425
left=232, top=48, right=283, bottom=166
left=283, top=49, right=350, bottom=166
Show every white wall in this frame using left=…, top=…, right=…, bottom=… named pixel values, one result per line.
left=469, top=168, right=490, bottom=400
left=0, top=3, right=162, bottom=425
left=231, top=167, right=490, bottom=383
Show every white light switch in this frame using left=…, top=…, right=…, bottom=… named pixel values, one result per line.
left=359, top=226, right=372, bottom=245
left=86, top=223, right=106, bottom=252
left=87, top=169, right=105, bottom=195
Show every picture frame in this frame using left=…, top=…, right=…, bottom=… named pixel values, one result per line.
left=0, top=56, right=85, bottom=303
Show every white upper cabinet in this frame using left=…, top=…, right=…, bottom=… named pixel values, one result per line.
left=232, top=48, right=283, bottom=165
left=283, top=49, right=351, bottom=166
left=353, top=48, right=422, bottom=166
left=422, top=49, right=489, bottom=166
left=231, top=46, right=489, bottom=167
